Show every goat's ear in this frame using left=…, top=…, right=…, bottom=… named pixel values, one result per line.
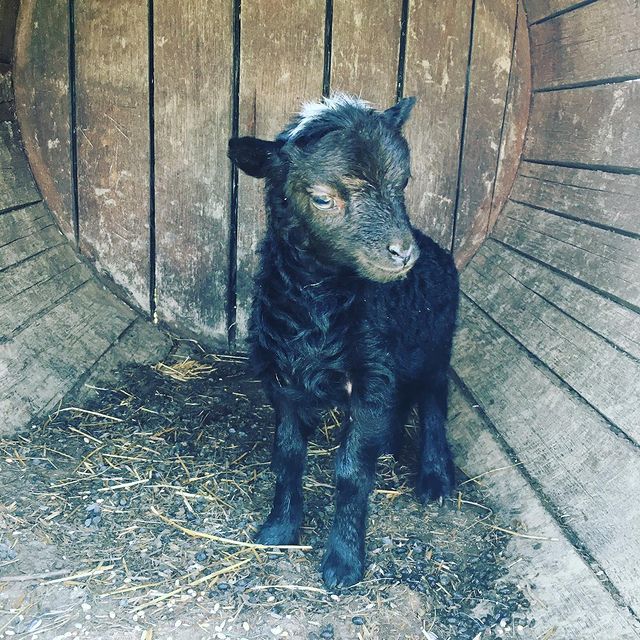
left=228, top=137, right=283, bottom=178
left=382, top=96, right=416, bottom=130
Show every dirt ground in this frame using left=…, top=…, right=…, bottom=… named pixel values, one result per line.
left=0, top=340, right=535, bottom=640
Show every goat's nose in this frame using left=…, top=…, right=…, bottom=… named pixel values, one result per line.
left=387, top=241, right=415, bottom=266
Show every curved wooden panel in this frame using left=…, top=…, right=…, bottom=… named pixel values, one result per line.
left=452, top=0, right=517, bottom=262
left=13, top=0, right=73, bottom=238
left=74, top=0, right=151, bottom=312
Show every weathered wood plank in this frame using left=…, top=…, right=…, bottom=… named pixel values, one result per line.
left=0, top=279, right=135, bottom=434
left=75, top=0, right=150, bottom=311
left=330, top=0, right=402, bottom=106
left=452, top=295, right=640, bottom=617
left=0, top=242, right=79, bottom=303
left=481, top=239, right=640, bottom=360
left=154, top=0, right=232, bottom=347
left=0, top=118, right=40, bottom=211
left=13, top=0, right=74, bottom=238
left=488, top=0, right=530, bottom=235
left=525, top=81, right=640, bottom=170
left=403, top=0, right=471, bottom=249
left=0, top=0, right=18, bottom=65
left=1, top=262, right=91, bottom=338
left=493, top=201, right=640, bottom=308
left=453, top=0, right=517, bottom=263
left=0, top=201, right=52, bottom=245
left=462, top=244, right=640, bottom=443
left=513, top=161, right=640, bottom=236
left=236, top=0, right=325, bottom=341
left=0, top=203, right=68, bottom=271
left=524, top=0, right=589, bottom=24
left=0, top=223, right=64, bottom=271
left=448, top=383, right=640, bottom=640
left=530, top=0, right=640, bottom=90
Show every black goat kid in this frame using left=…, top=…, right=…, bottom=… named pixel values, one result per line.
left=228, top=95, right=459, bottom=588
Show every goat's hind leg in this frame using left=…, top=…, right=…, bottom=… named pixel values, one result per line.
left=415, top=370, right=455, bottom=504
left=256, top=401, right=317, bottom=546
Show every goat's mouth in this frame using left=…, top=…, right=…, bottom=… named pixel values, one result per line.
left=354, top=255, right=416, bottom=283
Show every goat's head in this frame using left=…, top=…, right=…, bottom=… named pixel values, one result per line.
left=228, top=94, right=419, bottom=282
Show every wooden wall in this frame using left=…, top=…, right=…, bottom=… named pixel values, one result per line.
left=13, top=0, right=529, bottom=349
left=454, top=0, right=640, bottom=622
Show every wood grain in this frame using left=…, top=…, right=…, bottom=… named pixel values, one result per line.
left=462, top=244, right=640, bottom=443
left=403, top=0, right=471, bottom=249
left=0, top=117, right=40, bottom=211
left=488, top=0, right=531, bottom=235
left=0, top=203, right=65, bottom=270
left=493, top=201, right=640, bottom=308
left=452, top=294, right=640, bottom=617
left=448, top=383, right=640, bottom=640
left=481, top=238, right=640, bottom=360
left=453, top=0, right=517, bottom=263
left=525, top=81, right=640, bottom=170
left=0, top=278, right=135, bottom=434
left=75, top=0, right=150, bottom=311
left=235, top=0, right=325, bottom=342
left=154, top=0, right=233, bottom=347
left=13, top=0, right=73, bottom=238
left=530, top=0, right=640, bottom=90
left=330, top=0, right=402, bottom=106
left=512, top=161, right=640, bottom=236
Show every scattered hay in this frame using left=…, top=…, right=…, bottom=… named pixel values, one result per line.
left=0, top=345, right=533, bottom=639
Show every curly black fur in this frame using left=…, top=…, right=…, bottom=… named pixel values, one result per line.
left=228, top=95, right=459, bottom=588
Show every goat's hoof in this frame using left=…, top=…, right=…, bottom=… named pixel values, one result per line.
left=321, top=548, right=364, bottom=590
left=415, top=466, right=455, bottom=505
left=254, top=519, right=300, bottom=546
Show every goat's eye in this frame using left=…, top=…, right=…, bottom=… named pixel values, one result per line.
left=401, top=176, right=410, bottom=190
left=310, top=194, right=335, bottom=210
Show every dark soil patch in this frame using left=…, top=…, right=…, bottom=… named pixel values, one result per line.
left=0, top=340, right=533, bottom=639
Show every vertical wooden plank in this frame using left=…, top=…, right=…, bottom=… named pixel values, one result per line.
left=452, top=0, right=517, bottom=264
left=403, top=0, right=471, bottom=249
left=0, top=0, right=18, bottom=64
left=75, top=0, right=150, bottom=312
left=330, top=0, right=402, bottom=106
left=488, top=0, right=531, bottom=234
left=13, top=0, right=73, bottom=237
left=235, top=0, right=325, bottom=342
left=154, top=0, right=232, bottom=348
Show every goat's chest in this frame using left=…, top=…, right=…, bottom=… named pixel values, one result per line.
left=252, top=280, right=357, bottom=404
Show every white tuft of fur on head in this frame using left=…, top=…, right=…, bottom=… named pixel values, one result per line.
left=287, top=93, right=371, bottom=140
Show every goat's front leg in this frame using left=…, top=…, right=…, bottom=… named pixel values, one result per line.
left=322, top=399, right=389, bottom=588
left=256, top=401, right=317, bottom=546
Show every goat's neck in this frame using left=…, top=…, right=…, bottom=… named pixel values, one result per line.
left=264, top=190, right=354, bottom=296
